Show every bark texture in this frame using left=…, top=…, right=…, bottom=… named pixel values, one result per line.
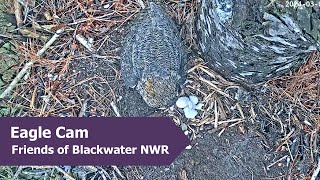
left=196, top=0, right=319, bottom=84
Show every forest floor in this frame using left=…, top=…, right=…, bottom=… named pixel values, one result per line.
left=0, top=0, right=319, bottom=179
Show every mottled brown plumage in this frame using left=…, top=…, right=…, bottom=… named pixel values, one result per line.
left=121, top=2, right=187, bottom=108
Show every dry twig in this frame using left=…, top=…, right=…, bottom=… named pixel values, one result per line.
left=13, top=166, right=24, bottom=180
left=110, top=102, right=121, bottom=117
left=311, top=158, right=320, bottom=180
left=0, top=28, right=64, bottom=99
left=54, top=166, right=75, bottom=180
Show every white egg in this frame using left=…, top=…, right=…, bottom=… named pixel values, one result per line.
left=183, top=107, right=198, bottom=118
left=176, top=97, right=190, bottom=108
left=187, top=99, right=195, bottom=109
left=189, top=95, right=199, bottom=105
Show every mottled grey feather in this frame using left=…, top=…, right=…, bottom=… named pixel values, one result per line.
left=121, top=2, right=187, bottom=108
left=197, top=0, right=318, bottom=84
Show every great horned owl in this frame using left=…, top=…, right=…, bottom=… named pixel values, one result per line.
left=121, top=2, right=186, bottom=108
